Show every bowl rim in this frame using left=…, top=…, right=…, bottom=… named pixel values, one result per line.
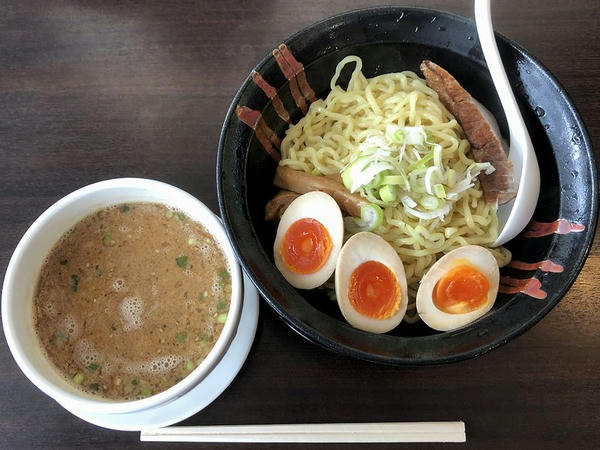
left=2, top=177, right=243, bottom=413
left=217, top=6, right=599, bottom=365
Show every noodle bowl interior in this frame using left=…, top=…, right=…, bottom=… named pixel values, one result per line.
left=269, top=55, right=511, bottom=331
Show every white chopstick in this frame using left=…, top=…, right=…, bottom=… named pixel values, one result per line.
left=140, top=421, right=466, bottom=443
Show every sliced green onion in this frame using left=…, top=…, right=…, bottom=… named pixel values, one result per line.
left=408, top=150, right=434, bottom=172
left=217, top=313, right=227, bottom=324
left=382, top=175, right=406, bottom=185
left=175, top=332, right=187, bottom=343
left=59, top=259, right=68, bottom=265
left=406, top=126, right=427, bottom=145
left=185, top=360, right=195, bottom=371
left=218, top=269, right=229, bottom=281
left=120, top=204, right=130, bottom=213
left=175, top=255, right=188, bottom=268
left=131, top=379, right=139, bottom=386
left=366, top=171, right=385, bottom=189
left=218, top=269, right=229, bottom=287
left=392, top=129, right=405, bottom=144
left=141, top=387, right=152, bottom=397
left=217, top=300, right=227, bottom=311
left=177, top=212, right=186, bottom=221
left=341, top=155, right=372, bottom=192
left=73, top=373, right=84, bottom=384
left=70, top=274, right=79, bottom=292
left=379, top=184, right=397, bottom=203
left=400, top=194, right=417, bottom=209
left=341, top=156, right=393, bottom=193
left=311, top=168, right=321, bottom=176
left=343, top=203, right=384, bottom=234
left=433, top=144, right=443, bottom=168
left=433, top=184, right=446, bottom=199
left=425, top=129, right=434, bottom=143
left=447, top=169, right=457, bottom=188
left=419, top=195, right=442, bottom=210
left=87, top=362, right=98, bottom=370
left=102, top=233, right=115, bottom=247
left=89, top=383, right=100, bottom=391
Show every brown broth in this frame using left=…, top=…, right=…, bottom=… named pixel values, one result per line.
left=33, top=203, right=232, bottom=400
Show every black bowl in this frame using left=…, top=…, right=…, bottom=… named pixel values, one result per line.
left=217, top=7, right=598, bottom=365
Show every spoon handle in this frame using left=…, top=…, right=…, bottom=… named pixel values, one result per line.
left=474, top=0, right=527, bottom=181
left=474, top=0, right=540, bottom=247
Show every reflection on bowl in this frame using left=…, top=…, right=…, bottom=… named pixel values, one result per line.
left=2, top=178, right=243, bottom=414
left=217, top=7, right=597, bottom=364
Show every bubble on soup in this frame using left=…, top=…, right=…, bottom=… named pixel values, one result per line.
left=74, top=339, right=101, bottom=368
left=120, top=296, right=144, bottom=331
left=211, top=278, right=223, bottom=295
left=63, top=314, right=79, bottom=338
left=126, top=355, right=182, bottom=375
left=151, top=284, right=158, bottom=297
left=119, top=225, right=130, bottom=233
left=101, top=360, right=114, bottom=374
left=197, top=239, right=215, bottom=257
left=112, top=278, right=125, bottom=292
left=44, top=301, right=58, bottom=318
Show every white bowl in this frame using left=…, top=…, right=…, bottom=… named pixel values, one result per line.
left=2, top=178, right=243, bottom=415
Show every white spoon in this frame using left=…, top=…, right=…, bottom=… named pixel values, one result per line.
left=474, top=0, right=540, bottom=247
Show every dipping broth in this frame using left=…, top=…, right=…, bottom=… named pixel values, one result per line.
left=33, top=203, right=232, bottom=400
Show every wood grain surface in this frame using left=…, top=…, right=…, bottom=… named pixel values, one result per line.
left=1, top=1, right=598, bottom=448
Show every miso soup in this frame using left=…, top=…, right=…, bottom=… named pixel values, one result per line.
left=33, top=203, right=231, bottom=400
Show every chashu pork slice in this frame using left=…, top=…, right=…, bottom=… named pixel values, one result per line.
left=265, top=190, right=300, bottom=222
left=420, top=60, right=517, bottom=204
left=272, top=166, right=369, bottom=217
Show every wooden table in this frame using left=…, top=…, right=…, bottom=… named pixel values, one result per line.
left=1, top=1, right=598, bottom=448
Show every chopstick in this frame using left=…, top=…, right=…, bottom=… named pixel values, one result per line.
left=140, top=421, right=466, bottom=443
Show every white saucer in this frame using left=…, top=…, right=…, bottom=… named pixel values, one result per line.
left=58, top=272, right=259, bottom=431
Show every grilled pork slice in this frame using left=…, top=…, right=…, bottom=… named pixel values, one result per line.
left=265, top=190, right=300, bottom=222
left=272, top=166, right=369, bottom=217
left=420, top=60, right=517, bottom=204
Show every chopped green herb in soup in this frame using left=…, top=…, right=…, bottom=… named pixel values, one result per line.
left=33, top=203, right=232, bottom=400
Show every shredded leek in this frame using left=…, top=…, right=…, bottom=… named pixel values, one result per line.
left=433, top=184, right=446, bottom=199
left=344, top=203, right=384, bottom=233
left=379, top=184, right=397, bottom=203
left=339, top=124, right=495, bottom=224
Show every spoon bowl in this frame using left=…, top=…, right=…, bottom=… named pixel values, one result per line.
left=474, top=0, right=541, bottom=246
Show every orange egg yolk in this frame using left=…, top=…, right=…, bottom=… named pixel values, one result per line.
left=348, top=260, right=400, bottom=319
left=280, top=218, right=332, bottom=274
left=432, top=264, right=490, bottom=314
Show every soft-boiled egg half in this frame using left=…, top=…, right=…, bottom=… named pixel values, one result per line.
left=416, top=245, right=499, bottom=331
left=274, top=191, right=343, bottom=289
left=335, top=232, right=408, bottom=333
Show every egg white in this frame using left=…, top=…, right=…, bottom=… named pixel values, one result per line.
left=335, top=232, right=408, bottom=333
left=416, top=245, right=499, bottom=331
left=273, top=191, right=343, bottom=289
